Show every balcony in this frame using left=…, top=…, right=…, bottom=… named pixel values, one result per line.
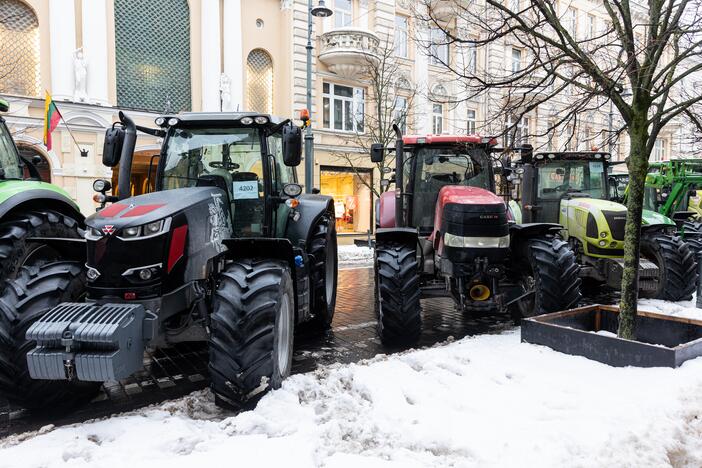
left=429, top=0, right=463, bottom=23
left=318, top=28, right=380, bottom=80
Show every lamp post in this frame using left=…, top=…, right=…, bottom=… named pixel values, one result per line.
left=305, top=0, right=333, bottom=193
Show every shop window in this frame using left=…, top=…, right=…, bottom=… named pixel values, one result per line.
left=247, top=49, right=274, bottom=114
left=320, top=167, right=372, bottom=234
left=0, top=0, right=40, bottom=97
left=322, top=82, right=364, bottom=133
left=114, top=0, right=191, bottom=112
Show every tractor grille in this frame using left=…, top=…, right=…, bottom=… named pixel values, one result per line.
left=603, top=210, right=627, bottom=241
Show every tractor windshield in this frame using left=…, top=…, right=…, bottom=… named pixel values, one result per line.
left=536, top=160, right=606, bottom=200
left=161, top=127, right=264, bottom=193
left=0, top=122, right=22, bottom=179
left=409, top=145, right=491, bottom=231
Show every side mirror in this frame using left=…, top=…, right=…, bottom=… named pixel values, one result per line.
left=103, top=125, right=125, bottom=167
left=370, top=143, right=384, bottom=163
left=282, top=124, right=302, bottom=167
left=31, top=155, right=42, bottom=165
left=0, top=99, right=8, bottom=113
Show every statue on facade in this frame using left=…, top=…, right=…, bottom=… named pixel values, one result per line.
left=220, top=73, right=232, bottom=111
left=73, top=48, right=88, bottom=103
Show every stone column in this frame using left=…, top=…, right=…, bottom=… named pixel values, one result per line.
left=222, top=0, right=243, bottom=111
left=49, top=0, right=77, bottom=101
left=81, top=0, right=110, bottom=106
left=201, top=0, right=222, bottom=111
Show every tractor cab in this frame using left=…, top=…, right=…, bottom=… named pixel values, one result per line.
left=0, top=98, right=28, bottom=180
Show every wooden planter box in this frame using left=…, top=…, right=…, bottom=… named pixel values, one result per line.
left=521, top=305, right=702, bottom=368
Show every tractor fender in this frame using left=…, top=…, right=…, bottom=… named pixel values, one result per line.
left=0, top=188, right=84, bottom=225
left=375, top=227, right=419, bottom=248
left=285, top=193, right=334, bottom=248
left=509, top=223, right=563, bottom=241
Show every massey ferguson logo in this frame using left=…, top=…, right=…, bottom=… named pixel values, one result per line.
left=102, top=225, right=115, bottom=235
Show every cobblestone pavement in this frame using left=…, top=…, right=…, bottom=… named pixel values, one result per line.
left=0, top=267, right=540, bottom=437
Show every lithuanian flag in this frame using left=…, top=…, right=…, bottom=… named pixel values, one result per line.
left=43, top=91, right=61, bottom=150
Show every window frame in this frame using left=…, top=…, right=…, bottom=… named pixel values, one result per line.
left=334, top=0, right=353, bottom=28
left=322, top=82, right=365, bottom=133
left=511, top=47, right=522, bottom=73
left=466, top=109, right=477, bottom=134
left=429, top=27, right=449, bottom=66
left=432, top=103, right=444, bottom=134
left=395, top=15, right=409, bottom=58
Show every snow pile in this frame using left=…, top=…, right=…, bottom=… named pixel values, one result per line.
left=638, top=294, right=702, bottom=321
left=3, top=330, right=702, bottom=467
left=338, top=244, right=373, bottom=267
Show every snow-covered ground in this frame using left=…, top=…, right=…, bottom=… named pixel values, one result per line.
left=338, top=245, right=373, bottom=268
left=3, top=300, right=702, bottom=467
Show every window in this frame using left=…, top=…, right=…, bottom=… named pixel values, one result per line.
left=0, top=121, right=22, bottom=179
left=393, top=96, right=408, bottom=133
left=430, top=28, right=449, bottom=65
left=115, top=0, right=191, bottom=111
left=654, top=138, right=667, bottom=161
left=395, top=16, right=408, bottom=58
left=321, top=167, right=372, bottom=234
left=537, top=160, right=606, bottom=201
left=566, top=7, right=577, bottom=36
left=466, top=42, right=477, bottom=73
left=546, top=120, right=557, bottom=151
left=432, top=104, right=443, bottom=134
left=322, top=83, right=365, bottom=132
left=509, top=0, right=520, bottom=11
left=504, top=114, right=529, bottom=147
left=0, top=0, right=40, bottom=97
left=334, top=0, right=352, bottom=28
left=247, top=49, right=273, bottom=114
left=466, top=109, right=476, bottom=134
left=588, top=14, right=596, bottom=39
left=511, top=47, right=522, bottom=73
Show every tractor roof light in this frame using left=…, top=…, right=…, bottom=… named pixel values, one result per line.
left=536, top=154, right=545, bottom=160
left=547, top=153, right=556, bottom=159
left=167, top=118, right=179, bottom=126
left=516, top=167, right=525, bottom=174
left=595, top=153, right=602, bottom=159
left=604, top=154, right=611, bottom=160
left=155, top=117, right=166, bottom=127
left=240, top=117, right=254, bottom=125
left=254, top=116, right=269, bottom=125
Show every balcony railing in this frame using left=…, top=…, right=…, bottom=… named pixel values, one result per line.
left=318, top=28, right=380, bottom=79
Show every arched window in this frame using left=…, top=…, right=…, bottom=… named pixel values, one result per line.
left=247, top=49, right=273, bottom=114
left=114, top=0, right=191, bottom=112
left=17, top=145, right=51, bottom=182
left=0, top=0, right=40, bottom=97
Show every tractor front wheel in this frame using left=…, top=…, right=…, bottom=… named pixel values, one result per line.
left=509, top=237, right=581, bottom=320
left=0, top=261, right=100, bottom=410
left=209, top=259, right=295, bottom=410
left=307, top=216, right=338, bottom=331
left=375, top=242, right=422, bottom=346
left=0, top=210, right=82, bottom=282
left=640, top=233, right=696, bottom=301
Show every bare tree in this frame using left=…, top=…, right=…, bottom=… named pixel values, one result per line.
left=417, top=0, right=702, bottom=339
left=331, top=36, right=417, bottom=197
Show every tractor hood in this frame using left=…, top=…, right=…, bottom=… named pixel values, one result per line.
left=642, top=209, right=676, bottom=227
left=86, top=187, right=226, bottom=232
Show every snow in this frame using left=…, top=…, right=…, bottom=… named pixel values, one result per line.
left=638, top=293, right=702, bottom=321
left=338, top=245, right=373, bottom=267
left=3, top=329, right=702, bottom=468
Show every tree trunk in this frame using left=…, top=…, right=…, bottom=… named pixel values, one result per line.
left=618, top=121, right=649, bottom=339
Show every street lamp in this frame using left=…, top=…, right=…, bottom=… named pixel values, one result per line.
left=305, top=1, right=333, bottom=193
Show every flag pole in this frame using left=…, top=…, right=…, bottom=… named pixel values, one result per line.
left=45, top=92, right=88, bottom=157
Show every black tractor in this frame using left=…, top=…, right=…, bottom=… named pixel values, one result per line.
left=0, top=111, right=338, bottom=410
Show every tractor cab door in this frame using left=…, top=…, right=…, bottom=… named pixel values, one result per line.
left=266, top=132, right=296, bottom=238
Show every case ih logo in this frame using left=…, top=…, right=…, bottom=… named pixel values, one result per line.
left=102, top=225, right=116, bottom=235
left=480, top=214, right=499, bottom=219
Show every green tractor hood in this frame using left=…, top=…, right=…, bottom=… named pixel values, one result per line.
left=0, top=179, right=82, bottom=220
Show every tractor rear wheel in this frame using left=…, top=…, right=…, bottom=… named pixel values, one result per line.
left=209, top=259, right=295, bottom=410
left=375, top=242, right=422, bottom=346
left=640, top=233, right=696, bottom=301
left=0, top=210, right=82, bottom=283
left=307, top=216, right=337, bottom=331
left=510, top=237, right=581, bottom=320
left=0, top=261, right=100, bottom=410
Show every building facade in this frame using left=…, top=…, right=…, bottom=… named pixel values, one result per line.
left=0, top=0, right=699, bottom=232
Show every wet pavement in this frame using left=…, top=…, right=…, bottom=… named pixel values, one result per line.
left=0, top=267, right=616, bottom=437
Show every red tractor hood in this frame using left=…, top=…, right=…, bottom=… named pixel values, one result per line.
left=432, top=186, right=506, bottom=243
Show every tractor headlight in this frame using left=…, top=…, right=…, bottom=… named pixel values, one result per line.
left=240, top=117, right=254, bottom=125
left=123, top=226, right=140, bottom=238
left=444, top=233, right=510, bottom=248
left=598, top=240, right=607, bottom=247
left=254, top=116, right=269, bottom=124
left=600, top=232, right=607, bottom=238
left=118, top=218, right=171, bottom=240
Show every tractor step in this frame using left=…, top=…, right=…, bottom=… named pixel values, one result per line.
left=26, top=302, right=146, bottom=382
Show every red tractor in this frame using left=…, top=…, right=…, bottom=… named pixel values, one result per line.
left=370, top=126, right=581, bottom=345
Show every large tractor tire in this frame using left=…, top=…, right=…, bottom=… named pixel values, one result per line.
left=640, top=233, right=696, bottom=301
left=0, top=210, right=82, bottom=282
left=0, top=261, right=100, bottom=410
left=307, top=216, right=337, bottom=331
left=510, top=237, right=581, bottom=320
left=375, top=242, right=422, bottom=346
left=209, top=259, right=295, bottom=410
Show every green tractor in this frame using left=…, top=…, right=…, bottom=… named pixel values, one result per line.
left=0, top=97, right=84, bottom=282
left=508, top=149, right=696, bottom=301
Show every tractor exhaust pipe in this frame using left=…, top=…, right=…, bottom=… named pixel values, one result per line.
left=117, top=111, right=136, bottom=200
